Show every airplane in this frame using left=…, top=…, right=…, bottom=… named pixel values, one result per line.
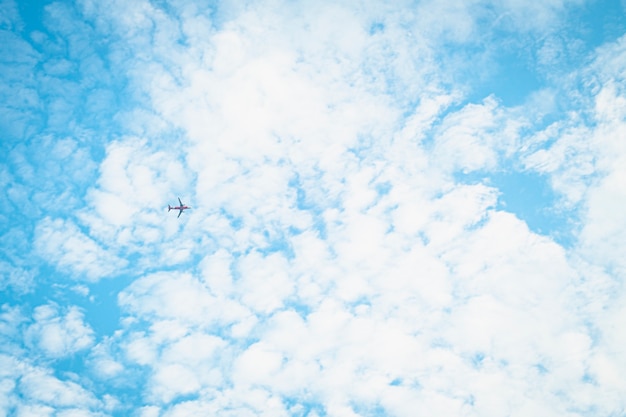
left=168, top=197, right=191, bottom=218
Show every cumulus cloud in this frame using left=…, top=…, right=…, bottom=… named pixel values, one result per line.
left=3, top=0, right=626, bottom=415
left=0, top=260, right=35, bottom=294
left=19, top=368, right=98, bottom=409
left=34, top=217, right=127, bottom=281
left=0, top=352, right=110, bottom=416
left=140, top=332, right=226, bottom=404
left=82, top=1, right=625, bottom=414
left=25, top=304, right=94, bottom=358
left=520, top=35, right=626, bottom=269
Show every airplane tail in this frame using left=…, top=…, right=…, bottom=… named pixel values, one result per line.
left=168, top=205, right=172, bottom=211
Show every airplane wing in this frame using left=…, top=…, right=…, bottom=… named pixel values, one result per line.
left=178, top=197, right=183, bottom=206
left=178, top=209, right=183, bottom=218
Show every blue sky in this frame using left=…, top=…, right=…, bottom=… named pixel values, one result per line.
left=2, top=0, right=626, bottom=416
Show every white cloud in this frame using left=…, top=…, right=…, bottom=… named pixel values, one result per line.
left=151, top=363, right=201, bottom=403
left=522, top=35, right=626, bottom=272
left=422, top=183, right=499, bottom=248
left=0, top=355, right=19, bottom=415
left=146, top=332, right=226, bottom=403
left=69, top=136, right=203, bottom=274
left=56, top=409, right=107, bottom=417
left=136, top=406, right=160, bottom=417
left=0, top=350, right=113, bottom=415
left=34, top=217, right=126, bottom=281
left=0, top=28, right=42, bottom=140
left=410, top=0, right=583, bottom=50
left=236, top=251, right=294, bottom=314
left=0, top=260, right=35, bottom=294
left=119, top=272, right=251, bottom=338
left=0, top=304, right=25, bottom=344
left=234, top=341, right=284, bottom=387
left=18, top=367, right=98, bottom=409
left=84, top=137, right=191, bottom=229
left=25, top=304, right=94, bottom=358
left=0, top=0, right=20, bottom=30
left=15, top=404, right=54, bottom=417
left=88, top=341, right=124, bottom=380
left=94, top=0, right=619, bottom=411
left=432, top=96, right=523, bottom=173
left=577, top=84, right=626, bottom=272
left=494, top=0, right=585, bottom=33
left=6, top=0, right=626, bottom=415
left=118, top=272, right=239, bottom=327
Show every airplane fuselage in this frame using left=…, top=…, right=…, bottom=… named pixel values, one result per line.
left=168, top=198, right=191, bottom=217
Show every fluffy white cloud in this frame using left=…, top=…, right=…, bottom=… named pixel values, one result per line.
left=88, top=1, right=626, bottom=414
left=519, top=37, right=626, bottom=381
left=432, top=96, right=524, bottom=173
left=0, top=260, right=34, bottom=294
left=0, top=359, right=105, bottom=415
left=577, top=79, right=626, bottom=271
left=236, top=251, right=294, bottom=314
left=18, top=367, right=97, bottom=408
left=87, top=340, right=124, bottom=380
left=80, top=137, right=192, bottom=244
left=147, top=332, right=226, bottom=403
left=25, top=304, right=94, bottom=358
left=5, top=0, right=626, bottom=415
left=34, top=217, right=126, bottom=281
left=118, top=271, right=251, bottom=328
